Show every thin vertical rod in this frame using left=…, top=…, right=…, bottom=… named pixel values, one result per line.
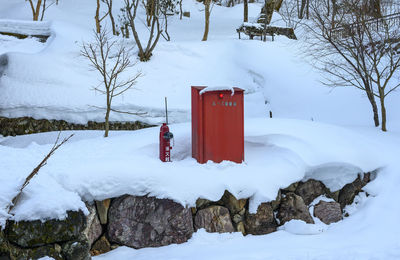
left=165, top=97, right=168, bottom=125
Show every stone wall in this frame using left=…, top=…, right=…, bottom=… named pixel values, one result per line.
left=0, top=117, right=152, bottom=137
left=0, top=172, right=375, bottom=260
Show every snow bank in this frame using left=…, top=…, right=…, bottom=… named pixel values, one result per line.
left=0, top=118, right=386, bottom=226
left=0, top=19, right=51, bottom=36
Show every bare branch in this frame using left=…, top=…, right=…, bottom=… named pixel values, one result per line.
left=8, top=133, right=74, bottom=215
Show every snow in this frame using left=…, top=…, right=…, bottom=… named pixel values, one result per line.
left=304, top=163, right=367, bottom=192
left=199, top=86, right=237, bottom=95
left=0, top=118, right=388, bottom=225
left=38, top=257, right=55, bottom=260
left=0, top=0, right=400, bottom=259
left=242, top=22, right=263, bottom=29
left=0, top=19, right=51, bottom=36
left=278, top=219, right=327, bottom=235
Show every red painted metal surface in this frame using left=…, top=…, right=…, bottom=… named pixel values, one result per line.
left=160, top=123, right=172, bottom=162
left=192, top=86, right=244, bottom=164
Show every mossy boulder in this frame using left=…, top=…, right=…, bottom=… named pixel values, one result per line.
left=295, top=179, right=328, bottom=205
left=2, top=242, right=63, bottom=260
left=62, top=238, right=90, bottom=260
left=0, top=228, right=9, bottom=259
left=5, top=211, right=86, bottom=248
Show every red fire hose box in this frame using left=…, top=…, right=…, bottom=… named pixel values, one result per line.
left=191, top=86, right=244, bottom=164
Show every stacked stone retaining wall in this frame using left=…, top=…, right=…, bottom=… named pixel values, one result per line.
left=0, top=117, right=152, bottom=137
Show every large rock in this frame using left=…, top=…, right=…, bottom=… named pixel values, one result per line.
left=95, top=199, right=111, bottom=225
left=338, top=174, right=368, bottom=208
left=271, top=190, right=282, bottom=210
left=194, top=206, right=235, bottom=233
left=195, top=198, right=213, bottom=210
left=219, top=190, right=247, bottom=215
left=8, top=244, right=63, bottom=260
left=281, top=182, right=298, bottom=193
left=313, top=201, right=343, bottom=224
left=244, top=203, right=277, bottom=235
left=0, top=229, right=9, bottom=259
left=277, top=193, right=314, bottom=225
left=295, top=179, right=328, bottom=205
left=6, top=211, right=86, bottom=248
left=84, top=204, right=102, bottom=248
left=108, top=195, right=194, bottom=249
left=62, top=238, right=90, bottom=260
left=90, top=235, right=111, bottom=256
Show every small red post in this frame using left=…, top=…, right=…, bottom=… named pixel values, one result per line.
left=159, top=123, right=173, bottom=162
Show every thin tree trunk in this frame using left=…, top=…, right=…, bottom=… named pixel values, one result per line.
left=105, top=99, right=111, bottom=137
left=244, top=0, right=248, bottom=22
left=146, top=0, right=155, bottom=27
left=40, top=0, right=46, bottom=21
left=379, top=88, right=387, bottom=131
left=95, top=0, right=101, bottom=33
left=366, top=86, right=380, bottom=127
left=29, top=0, right=42, bottom=21
left=299, top=0, right=306, bottom=19
left=202, top=0, right=210, bottom=41
left=34, top=0, right=42, bottom=21
left=108, top=0, right=117, bottom=35
left=179, top=0, right=183, bottom=20
left=305, top=0, right=310, bottom=19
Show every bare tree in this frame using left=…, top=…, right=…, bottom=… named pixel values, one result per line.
left=28, top=0, right=56, bottom=21
left=305, top=0, right=400, bottom=131
left=123, top=0, right=163, bottom=61
left=202, top=0, right=212, bottom=41
left=28, top=0, right=42, bottom=21
left=81, top=29, right=142, bottom=137
left=279, top=0, right=303, bottom=29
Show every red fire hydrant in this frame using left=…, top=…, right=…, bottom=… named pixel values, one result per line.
left=159, top=123, right=173, bottom=162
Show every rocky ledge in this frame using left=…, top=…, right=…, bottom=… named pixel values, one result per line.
left=0, top=172, right=375, bottom=260
left=0, top=117, right=152, bottom=137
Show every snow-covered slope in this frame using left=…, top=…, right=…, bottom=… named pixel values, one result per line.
left=0, top=0, right=398, bottom=128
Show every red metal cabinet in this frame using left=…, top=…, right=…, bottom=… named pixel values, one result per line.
left=191, top=86, right=244, bottom=164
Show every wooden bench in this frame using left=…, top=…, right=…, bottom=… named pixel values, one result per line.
left=0, top=19, right=51, bottom=42
left=236, top=23, right=297, bottom=41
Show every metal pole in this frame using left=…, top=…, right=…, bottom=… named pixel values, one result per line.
left=165, top=97, right=168, bottom=125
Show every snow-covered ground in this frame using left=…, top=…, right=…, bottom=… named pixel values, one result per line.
left=1, top=0, right=398, bottom=127
left=1, top=0, right=400, bottom=259
left=1, top=118, right=400, bottom=259
left=0, top=118, right=383, bottom=223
